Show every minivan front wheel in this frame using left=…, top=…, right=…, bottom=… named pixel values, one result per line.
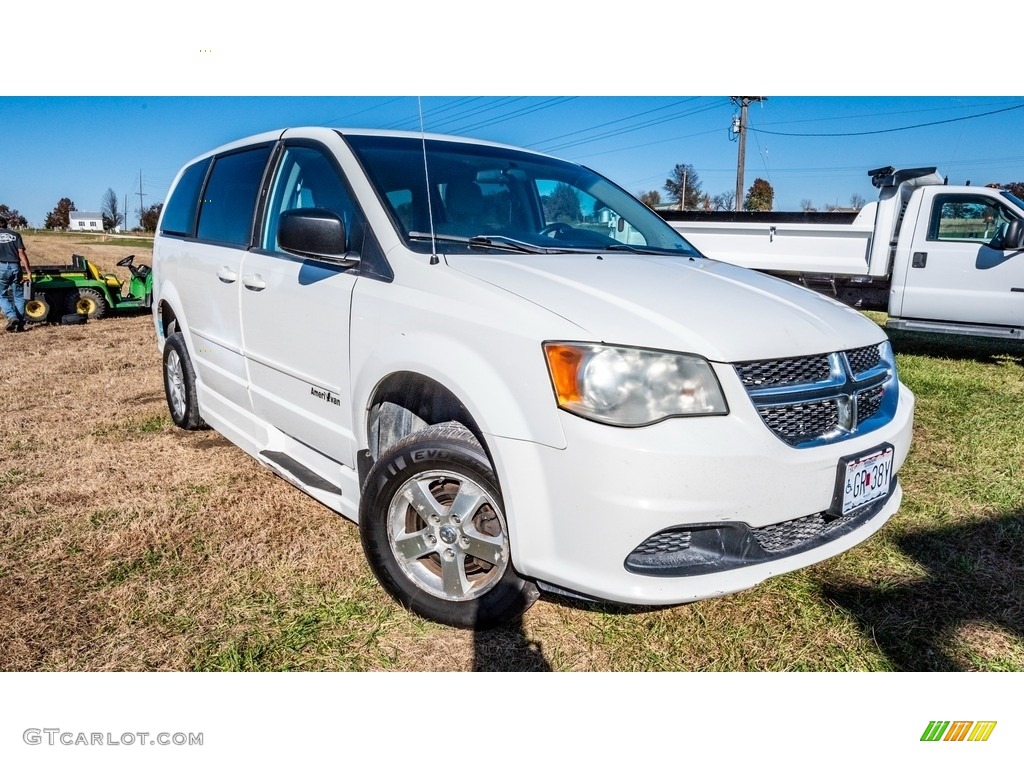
left=360, top=422, right=538, bottom=629
left=162, top=333, right=205, bottom=430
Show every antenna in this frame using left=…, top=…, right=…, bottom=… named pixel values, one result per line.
left=418, top=97, right=439, bottom=265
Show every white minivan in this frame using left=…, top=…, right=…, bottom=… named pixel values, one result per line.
left=153, top=127, right=915, bottom=628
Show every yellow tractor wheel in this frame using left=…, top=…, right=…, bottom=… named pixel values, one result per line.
left=24, top=292, right=52, bottom=323
left=65, top=287, right=109, bottom=319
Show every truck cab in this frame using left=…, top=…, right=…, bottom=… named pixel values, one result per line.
left=885, top=177, right=1024, bottom=337
left=662, top=166, right=1024, bottom=340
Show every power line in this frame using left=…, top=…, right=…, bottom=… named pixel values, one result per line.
left=449, top=97, right=577, bottom=134
left=749, top=103, right=1024, bottom=137
left=541, top=100, right=730, bottom=153
left=527, top=98, right=698, bottom=148
left=322, top=96, right=409, bottom=127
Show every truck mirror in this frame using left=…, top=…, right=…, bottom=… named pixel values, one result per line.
left=999, top=219, right=1024, bottom=251
left=278, top=208, right=359, bottom=266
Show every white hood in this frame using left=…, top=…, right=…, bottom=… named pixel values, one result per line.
left=446, top=252, right=886, bottom=362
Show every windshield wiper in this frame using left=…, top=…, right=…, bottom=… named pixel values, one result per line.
left=604, top=243, right=702, bottom=257
left=408, top=232, right=549, bottom=254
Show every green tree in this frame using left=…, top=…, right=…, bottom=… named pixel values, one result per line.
left=140, top=202, right=163, bottom=232
left=0, top=204, right=28, bottom=227
left=664, top=164, right=703, bottom=210
left=638, top=190, right=661, bottom=209
left=542, top=183, right=581, bottom=223
left=744, top=178, right=774, bottom=212
left=45, top=197, right=76, bottom=230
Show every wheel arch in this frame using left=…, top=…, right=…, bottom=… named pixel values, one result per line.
left=362, top=372, right=488, bottom=486
left=155, top=284, right=192, bottom=349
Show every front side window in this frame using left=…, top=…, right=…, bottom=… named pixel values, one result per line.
left=345, top=134, right=700, bottom=256
left=261, top=144, right=362, bottom=253
left=929, top=194, right=1017, bottom=243
left=196, top=145, right=272, bottom=246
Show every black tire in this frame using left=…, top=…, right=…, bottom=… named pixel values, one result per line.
left=360, top=422, right=538, bottom=629
left=162, top=333, right=206, bottom=430
left=24, top=292, right=51, bottom=323
left=66, top=287, right=108, bottom=319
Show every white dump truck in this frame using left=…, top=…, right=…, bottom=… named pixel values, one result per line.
left=661, top=166, right=1024, bottom=340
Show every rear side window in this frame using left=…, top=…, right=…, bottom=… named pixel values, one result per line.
left=196, top=145, right=273, bottom=246
left=160, top=158, right=210, bottom=236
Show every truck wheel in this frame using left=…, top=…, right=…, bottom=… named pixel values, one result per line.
left=24, top=292, right=51, bottom=323
left=359, top=422, right=538, bottom=629
left=162, top=333, right=205, bottom=430
left=66, top=287, right=108, bottom=319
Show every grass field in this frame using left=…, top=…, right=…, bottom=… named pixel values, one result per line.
left=1, top=233, right=1022, bottom=671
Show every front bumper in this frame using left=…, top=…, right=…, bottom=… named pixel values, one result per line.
left=489, top=381, right=914, bottom=605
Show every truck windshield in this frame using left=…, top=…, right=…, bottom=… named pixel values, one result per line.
left=343, top=133, right=701, bottom=256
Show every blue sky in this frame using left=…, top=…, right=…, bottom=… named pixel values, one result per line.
left=4, top=95, right=1024, bottom=228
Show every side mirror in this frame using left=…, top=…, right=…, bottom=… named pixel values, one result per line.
left=998, top=219, right=1024, bottom=251
left=278, top=208, right=359, bottom=266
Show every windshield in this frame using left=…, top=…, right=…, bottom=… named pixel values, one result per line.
left=344, top=133, right=701, bottom=256
left=1000, top=189, right=1024, bottom=213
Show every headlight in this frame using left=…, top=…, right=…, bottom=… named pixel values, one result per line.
left=543, top=342, right=728, bottom=426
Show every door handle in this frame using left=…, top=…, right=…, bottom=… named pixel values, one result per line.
left=912, top=252, right=928, bottom=268
left=242, top=274, right=267, bottom=291
left=217, top=266, right=238, bottom=283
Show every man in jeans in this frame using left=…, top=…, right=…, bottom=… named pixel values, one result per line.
left=0, top=216, right=32, bottom=332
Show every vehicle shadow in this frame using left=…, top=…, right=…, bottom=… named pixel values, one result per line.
left=821, top=509, right=1024, bottom=671
left=885, top=328, right=1023, bottom=366
left=470, top=591, right=661, bottom=671
left=472, top=615, right=552, bottom=671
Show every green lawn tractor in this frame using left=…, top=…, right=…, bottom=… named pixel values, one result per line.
left=25, top=254, right=153, bottom=324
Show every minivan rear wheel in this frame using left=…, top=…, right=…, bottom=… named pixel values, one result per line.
left=359, top=422, right=538, bottom=629
left=162, top=332, right=206, bottom=430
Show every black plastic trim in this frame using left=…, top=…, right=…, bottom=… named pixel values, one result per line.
left=623, top=483, right=895, bottom=577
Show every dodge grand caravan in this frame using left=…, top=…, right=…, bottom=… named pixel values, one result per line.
left=153, top=127, right=915, bottom=628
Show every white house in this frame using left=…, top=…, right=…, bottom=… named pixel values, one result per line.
left=69, top=211, right=106, bottom=232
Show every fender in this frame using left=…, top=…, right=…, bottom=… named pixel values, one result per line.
left=351, top=327, right=568, bottom=451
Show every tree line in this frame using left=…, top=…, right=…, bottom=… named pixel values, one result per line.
left=0, top=189, right=162, bottom=232
left=640, top=167, right=1024, bottom=214
left=637, top=164, right=775, bottom=212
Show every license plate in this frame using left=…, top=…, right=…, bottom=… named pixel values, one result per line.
left=832, top=444, right=895, bottom=516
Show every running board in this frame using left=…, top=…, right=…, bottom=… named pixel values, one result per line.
left=259, top=450, right=342, bottom=495
left=886, top=318, right=1023, bottom=340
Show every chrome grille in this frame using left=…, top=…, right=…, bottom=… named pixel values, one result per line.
left=758, top=400, right=839, bottom=447
left=847, top=344, right=882, bottom=374
left=735, top=342, right=897, bottom=448
left=857, top=385, right=885, bottom=422
left=736, top=355, right=831, bottom=389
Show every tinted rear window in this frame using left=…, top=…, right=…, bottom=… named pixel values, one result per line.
left=160, top=158, right=210, bottom=237
left=196, top=145, right=273, bottom=246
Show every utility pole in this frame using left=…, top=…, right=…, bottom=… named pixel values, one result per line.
left=731, top=97, right=766, bottom=212
left=680, top=168, right=687, bottom=211
left=136, top=171, right=147, bottom=229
